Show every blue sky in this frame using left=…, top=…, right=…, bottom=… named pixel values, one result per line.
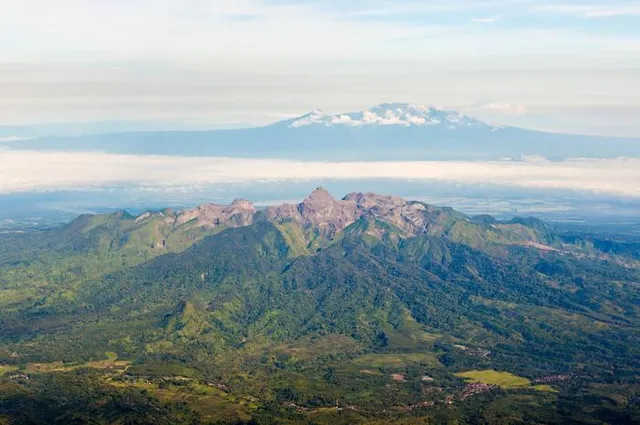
left=1, top=0, right=639, bottom=135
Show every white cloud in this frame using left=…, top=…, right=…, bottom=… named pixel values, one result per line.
left=471, top=101, right=528, bottom=115
left=471, top=17, right=501, bottom=23
left=2, top=0, right=639, bottom=63
left=0, top=0, right=446, bottom=62
left=534, top=4, right=640, bottom=18
left=0, top=150, right=638, bottom=197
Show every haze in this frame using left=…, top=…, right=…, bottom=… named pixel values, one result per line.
left=2, top=0, right=640, bottom=136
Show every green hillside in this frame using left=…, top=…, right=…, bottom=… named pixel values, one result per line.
left=0, top=196, right=638, bottom=424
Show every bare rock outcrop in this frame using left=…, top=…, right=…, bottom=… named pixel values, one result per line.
left=174, top=198, right=256, bottom=228
left=130, top=188, right=475, bottom=246
left=265, top=187, right=361, bottom=239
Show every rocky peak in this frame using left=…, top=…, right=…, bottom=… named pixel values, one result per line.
left=295, top=188, right=359, bottom=238
left=230, top=198, right=255, bottom=210
left=161, top=189, right=469, bottom=243
left=262, top=189, right=447, bottom=240
left=343, top=192, right=406, bottom=211
left=134, top=210, right=166, bottom=223
left=303, top=187, right=334, bottom=203
left=298, top=187, right=338, bottom=218
left=174, top=199, right=255, bottom=229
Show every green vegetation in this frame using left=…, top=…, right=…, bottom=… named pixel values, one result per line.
left=455, top=370, right=531, bottom=388
left=349, top=353, right=440, bottom=369
left=532, top=384, right=559, bottom=393
left=0, top=365, right=18, bottom=375
left=0, top=205, right=638, bottom=424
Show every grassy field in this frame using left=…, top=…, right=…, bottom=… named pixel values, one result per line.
left=532, top=385, right=559, bottom=393
left=456, top=370, right=531, bottom=388
left=456, top=370, right=559, bottom=393
left=0, top=365, right=18, bottom=375
left=0, top=353, right=130, bottom=375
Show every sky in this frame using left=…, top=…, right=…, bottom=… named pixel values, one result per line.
left=1, top=0, right=640, bottom=136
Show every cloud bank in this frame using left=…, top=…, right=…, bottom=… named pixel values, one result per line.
left=1, top=151, right=638, bottom=197
left=470, top=101, right=528, bottom=115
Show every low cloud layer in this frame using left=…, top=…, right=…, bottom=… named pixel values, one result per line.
left=469, top=101, right=528, bottom=115
left=1, top=150, right=638, bottom=197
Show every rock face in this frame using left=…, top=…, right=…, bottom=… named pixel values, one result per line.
left=264, top=187, right=360, bottom=239
left=173, top=199, right=256, bottom=228
left=298, top=188, right=360, bottom=238
left=264, top=188, right=436, bottom=238
left=343, top=192, right=405, bottom=211
left=262, top=187, right=453, bottom=240
left=134, top=188, right=469, bottom=241
left=343, top=192, right=436, bottom=236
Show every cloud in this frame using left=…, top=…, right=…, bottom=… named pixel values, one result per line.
left=533, top=4, right=640, bottom=18
left=3, top=0, right=640, bottom=63
left=471, top=16, right=501, bottom=23
left=469, top=101, right=528, bottom=115
left=1, top=0, right=639, bottom=136
left=0, top=150, right=638, bottom=197
left=0, top=0, right=448, bottom=62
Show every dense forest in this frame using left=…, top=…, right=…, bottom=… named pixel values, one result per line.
left=0, top=191, right=638, bottom=424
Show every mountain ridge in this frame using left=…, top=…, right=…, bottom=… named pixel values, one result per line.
left=42, top=188, right=639, bottom=274
left=76, top=188, right=557, bottom=253
left=0, top=188, right=639, bottom=424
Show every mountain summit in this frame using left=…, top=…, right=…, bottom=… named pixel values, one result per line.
left=288, top=102, right=491, bottom=129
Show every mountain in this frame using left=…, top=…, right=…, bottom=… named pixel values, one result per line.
left=0, top=190, right=638, bottom=424
left=4, top=103, right=640, bottom=160
left=0, top=121, right=236, bottom=139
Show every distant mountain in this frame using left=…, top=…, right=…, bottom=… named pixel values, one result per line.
left=4, top=103, right=639, bottom=160
left=0, top=120, right=243, bottom=139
